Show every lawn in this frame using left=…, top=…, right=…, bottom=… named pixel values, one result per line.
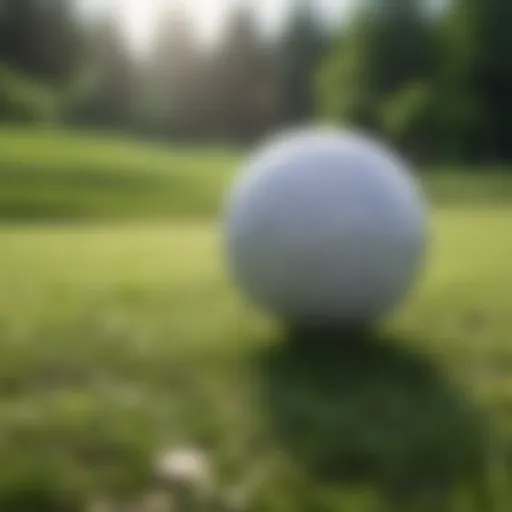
left=0, top=127, right=512, bottom=510
left=0, top=127, right=237, bottom=219
left=0, top=126, right=511, bottom=220
left=0, top=208, right=511, bottom=510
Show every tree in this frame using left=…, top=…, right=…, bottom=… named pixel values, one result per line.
left=0, top=0, right=82, bottom=86
left=279, top=0, right=327, bottom=125
left=68, top=16, right=134, bottom=129
left=316, top=14, right=375, bottom=127
left=428, top=0, right=480, bottom=162
left=458, top=0, right=512, bottom=161
left=317, top=0, right=436, bottom=158
left=368, top=0, right=434, bottom=97
left=432, top=0, right=512, bottom=163
left=214, top=5, right=278, bottom=143
left=0, top=63, right=58, bottom=123
left=144, top=2, right=205, bottom=139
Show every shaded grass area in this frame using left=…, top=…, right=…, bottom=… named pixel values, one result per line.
left=0, top=208, right=511, bottom=509
left=422, top=171, right=512, bottom=206
left=255, top=328, right=489, bottom=511
left=0, top=127, right=511, bottom=220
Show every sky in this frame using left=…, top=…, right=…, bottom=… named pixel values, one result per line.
left=79, top=0, right=352, bottom=53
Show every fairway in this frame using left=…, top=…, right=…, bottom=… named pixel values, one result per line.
left=0, top=206, right=512, bottom=509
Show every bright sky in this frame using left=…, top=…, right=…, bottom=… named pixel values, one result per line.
left=80, top=0, right=352, bottom=53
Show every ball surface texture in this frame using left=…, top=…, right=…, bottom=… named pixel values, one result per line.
left=225, top=128, right=427, bottom=323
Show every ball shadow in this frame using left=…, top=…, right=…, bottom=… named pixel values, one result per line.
left=254, top=325, right=491, bottom=508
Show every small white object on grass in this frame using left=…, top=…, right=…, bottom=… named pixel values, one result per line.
left=155, top=447, right=210, bottom=486
left=224, top=127, right=427, bottom=324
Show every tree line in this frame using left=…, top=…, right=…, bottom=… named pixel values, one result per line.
left=0, top=0, right=510, bottom=164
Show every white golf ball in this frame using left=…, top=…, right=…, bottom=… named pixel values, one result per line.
left=224, top=127, right=427, bottom=323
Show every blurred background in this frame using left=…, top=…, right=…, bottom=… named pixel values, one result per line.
left=0, top=0, right=509, bottom=220
left=1, top=0, right=509, bottom=160
left=0, top=1, right=511, bottom=511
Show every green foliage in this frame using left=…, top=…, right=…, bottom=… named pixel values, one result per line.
left=316, top=20, right=374, bottom=126
left=381, top=82, right=431, bottom=140
left=0, top=65, right=58, bottom=124
left=318, top=0, right=435, bottom=151
left=431, top=0, right=481, bottom=162
left=319, top=0, right=512, bottom=164
left=0, top=0, right=83, bottom=86
left=0, top=0, right=510, bottom=164
left=66, top=19, right=135, bottom=129
left=279, top=0, right=327, bottom=125
left=455, top=0, right=512, bottom=160
left=380, top=81, right=437, bottom=159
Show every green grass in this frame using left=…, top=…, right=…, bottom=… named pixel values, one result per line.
left=0, top=208, right=511, bottom=510
left=1, top=127, right=512, bottom=509
left=0, top=126, right=511, bottom=220
left=0, top=127, right=238, bottom=219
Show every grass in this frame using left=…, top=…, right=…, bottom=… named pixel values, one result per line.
left=0, top=209, right=511, bottom=510
left=0, top=126, right=511, bottom=220
left=0, top=127, right=512, bottom=509
left=0, top=127, right=238, bottom=219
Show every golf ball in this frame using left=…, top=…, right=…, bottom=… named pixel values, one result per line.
left=225, top=127, right=427, bottom=323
